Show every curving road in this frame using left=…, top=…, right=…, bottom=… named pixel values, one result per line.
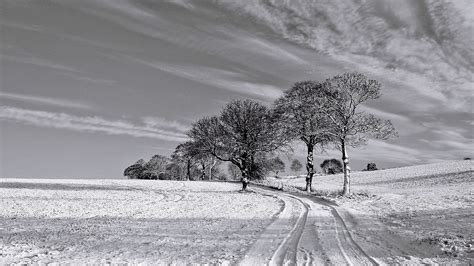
left=241, top=186, right=379, bottom=265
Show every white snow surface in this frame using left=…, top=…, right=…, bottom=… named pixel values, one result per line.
left=0, top=180, right=282, bottom=264
left=268, top=160, right=474, bottom=263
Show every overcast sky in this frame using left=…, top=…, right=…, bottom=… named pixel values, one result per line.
left=1, top=0, right=473, bottom=178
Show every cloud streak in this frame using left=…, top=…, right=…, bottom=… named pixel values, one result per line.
left=211, top=0, right=474, bottom=111
left=121, top=56, right=283, bottom=99
left=1, top=54, right=78, bottom=72
left=141, top=116, right=190, bottom=133
left=0, top=106, right=188, bottom=142
left=0, top=92, right=93, bottom=110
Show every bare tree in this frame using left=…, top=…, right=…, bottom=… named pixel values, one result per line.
left=323, top=72, right=397, bottom=195
left=174, top=141, right=215, bottom=181
left=274, top=81, right=332, bottom=192
left=268, top=157, right=285, bottom=177
left=143, top=155, right=170, bottom=178
left=189, top=99, right=289, bottom=190
left=123, top=159, right=146, bottom=179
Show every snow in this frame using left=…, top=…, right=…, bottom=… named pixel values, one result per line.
left=0, top=179, right=281, bottom=264
left=267, top=160, right=474, bottom=263
left=1, top=160, right=472, bottom=264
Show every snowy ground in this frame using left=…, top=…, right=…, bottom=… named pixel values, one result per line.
left=266, top=160, right=474, bottom=263
left=1, top=161, right=472, bottom=264
left=0, top=179, right=281, bottom=264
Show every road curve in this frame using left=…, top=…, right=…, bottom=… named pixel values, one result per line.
left=241, top=186, right=379, bottom=265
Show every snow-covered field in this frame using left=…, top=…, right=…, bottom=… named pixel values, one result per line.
left=1, top=160, right=472, bottom=264
left=0, top=180, right=281, bottom=264
left=268, top=160, right=474, bottom=262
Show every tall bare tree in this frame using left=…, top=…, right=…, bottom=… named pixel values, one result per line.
left=274, top=81, right=332, bottom=192
left=173, top=141, right=214, bottom=181
left=323, top=72, right=397, bottom=195
left=188, top=99, right=289, bottom=190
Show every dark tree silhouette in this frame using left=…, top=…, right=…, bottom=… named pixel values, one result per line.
left=188, top=99, right=289, bottom=190
left=290, top=159, right=303, bottom=173
left=320, top=159, right=343, bottom=175
left=366, top=162, right=378, bottom=171
left=268, top=157, right=285, bottom=177
left=123, top=159, right=146, bottom=179
left=274, top=81, right=332, bottom=192
left=323, top=72, right=397, bottom=195
left=143, top=155, right=169, bottom=178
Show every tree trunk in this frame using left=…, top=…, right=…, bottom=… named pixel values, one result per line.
left=186, top=159, right=191, bottom=181
left=201, top=162, right=206, bottom=180
left=241, top=170, right=249, bottom=190
left=240, top=160, right=249, bottom=191
left=341, top=139, right=350, bottom=196
left=305, top=143, right=314, bottom=192
left=209, top=158, right=216, bottom=181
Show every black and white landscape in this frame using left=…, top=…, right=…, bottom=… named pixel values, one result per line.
left=1, top=0, right=473, bottom=265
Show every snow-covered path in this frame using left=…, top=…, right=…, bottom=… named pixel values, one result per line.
left=242, top=186, right=378, bottom=265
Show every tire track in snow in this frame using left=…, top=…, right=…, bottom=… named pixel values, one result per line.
left=245, top=185, right=379, bottom=265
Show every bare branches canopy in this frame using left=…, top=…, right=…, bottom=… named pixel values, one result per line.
left=125, top=72, right=396, bottom=196
left=323, top=72, right=397, bottom=195
left=188, top=99, right=290, bottom=190
left=274, top=80, right=333, bottom=192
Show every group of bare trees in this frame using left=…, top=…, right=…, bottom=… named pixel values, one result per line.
left=125, top=72, right=396, bottom=196
left=187, top=72, right=396, bottom=195
left=124, top=151, right=222, bottom=181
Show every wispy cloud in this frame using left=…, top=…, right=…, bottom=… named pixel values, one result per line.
left=212, top=0, right=474, bottom=112
left=141, top=116, right=190, bottom=133
left=1, top=54, right=78, bottom=72
left=125, top=57, right=283, bottom=99
left=74, top=0, right=309, bottom=75
left=359, top=105, right=410, bottom=122
left=0, top=106, right=188, bottom=142
left=0, top=92, right=93, bottom=110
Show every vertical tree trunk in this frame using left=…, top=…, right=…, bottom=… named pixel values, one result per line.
left=240, top=160, right=249, bottom=191
left=208, top=158, right=216, bottom=181
left=208, top=159, right=212, bottom=180
left=201, top=162, right=206, bottom=180
left=186, top=159, right=191, bottom=181
left=305, top=143, right=314, bottom=192
left=341, top=139, right=350, bottom=196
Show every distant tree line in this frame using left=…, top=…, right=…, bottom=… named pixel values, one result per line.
left=124, top=152, right=225, bottom=181
left=124, top=72, right=397, bottom=195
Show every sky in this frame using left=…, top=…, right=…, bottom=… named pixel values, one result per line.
left=0, top=0, right=473, bottom=178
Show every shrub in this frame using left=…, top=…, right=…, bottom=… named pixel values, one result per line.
left=320, top=159, right=343, bottom=175
left=290, top=159, right=303, bottom=173
left=366, top=162, right=378, bottom=171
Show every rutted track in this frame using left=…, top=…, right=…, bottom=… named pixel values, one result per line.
left=243, top=185, right=379, bottom=265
